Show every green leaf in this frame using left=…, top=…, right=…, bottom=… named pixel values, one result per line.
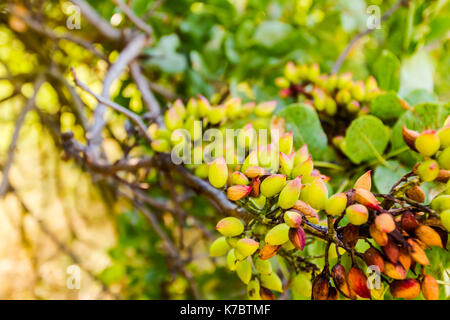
left=404, top=89, right=438, bottom=106
left=344, top=115, right=389, bottom=164
left=370, top=91, right=405, bottom=120
left=253, top=21, right=293, bottom=48
left=374, top=160, right=408, bottom=194
left=144, top=35, right=187, bottom=73
left=390, top=102, right=450, bottom=165
left=373, top=50, right=400, bottom=92
left=276, top=103, right=327, bottom=159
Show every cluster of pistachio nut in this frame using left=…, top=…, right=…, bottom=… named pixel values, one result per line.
left=275, top=62, right=383, bottom=117
left=402, top=117, right=450, bottom=232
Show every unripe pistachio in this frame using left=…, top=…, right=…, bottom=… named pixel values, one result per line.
left=294, top=145, right=309, bottom=166
left=147, top=123, right=159, bottom=140
left=438, top=147, right=450, bottom=170
left=244, top=166, right=266, bottom=179
left=430, top=194, right=450, bottom=211
left=398, top=248, right=412, bottom=271
left=325, top=74, right=338, bottom=92
left=260, top=174, right=287, bottom=197
left=247, top=279, right=262, bottom=300
left=230, top=171, right=249, bottom=186
left=227, top=185, right=252, bottom=201
left=337, top=72, right=352, bottom=89
left=151, top=139, right=171, bottom=153
left=236, top=258, right=252, bottom=284
left=346, top=100, right=360, bottom=113
left=164, top=107, right=183, bottom=131
left=346, top=204, right=369, bottom=225
left=257, top=143, right=278, bottom=171
left=207, top=105, right=227, bottom=124
left=292, top=273, right=312, bottom=297
left=350, top=80, right=365, bottom=101
left=402, top=126, right=419, bottom=151
left=348, top=267, right=371, bottom=299
left=383, top=261, right=406, bottom=280
left=186, top=97, right=198, bottom=116
left=324, top=97, right=337, bottom=115
left=241, top=150, right=259, bottom=173
left=197, top=95, right=211, bottom=117
left=291, top=155, right=313, bottom=179
left=275, top=76, right=290, bottom=88
left=308, top=63, right=320, bottom=82
left=284, top=210, right=303, bottom=228
left=354, top=188, right=381, bottom=211
left=284, top=61, right=300, bottom=82
left=236, top=238, right=260, bottom=258
left=299, top=177, right=328, bottom=210
left=241, top=102, right=256, bottom=117
left=441, top=209, right=450, bottom=231
left=390, top=279, right=420, bottom=300
left=415, top=225, right=443, bottom=248
left=365, top=76, right=378, bottom=94
left=335, top=89, right=351, bottom=105
left=416, top=160, right=439, bottom=182
left=415, top=130, right=440, bottom=156
left=254, top=257, right=272, bottom=275
left=227, top=248, right=239, bottom=271
left=422, top=275, right=439, bottom=300
left=216, top=217, right=244, bottom=237
left=237, top=123, right=256, bottom=150
left=225, top=97, right=242, bottom=119
left=254, top=100, right=277, bottom=117
left=438, top=127, right=450, bottom=148
left=172, top=99, right=186, bottom=118
left=279, top=131, right=293, bottom=155
left=375, top=213, right=396, bottom=233
left=209, top=236, right=231, bottom=257
left=278, top=176, right=303, bottom=209
left=265, top=223, right=290, bottom=245
left=279, top=152, right=294, bottom=176
left=289, top=227, right=306, bottom=251
left=324, top=192, right=347, bottom=216
left=260, top=272, right=283, bottom=293
left=226, top=236, right=239, bottom=248
left=260, top=287, right=276, bottom=300
left=208, top=157, right=228, bottom=188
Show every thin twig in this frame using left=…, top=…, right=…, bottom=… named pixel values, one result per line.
left=332, top=0, right=409, bottom=73
left=0, top=76, right=45, bottom=197
left=111, top=0, right=153, bottom=37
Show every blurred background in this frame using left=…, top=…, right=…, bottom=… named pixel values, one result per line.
left=0, top=0, right=448, bottom=299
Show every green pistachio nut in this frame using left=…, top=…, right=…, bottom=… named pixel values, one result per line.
left=209, top=236, right=231, bottom=257
left=291, top=156, right=313, bottom=178
left=260, top=272, right=283, bottom=293
left=260, top=174, right=287, bottom=198
left=416, top=160, right=439, bottom=182
left=346, top=204, right=369, bottom=225
left=265, top=223, right=290, bottom=245
left=254, top=101, right=277, bottom=117
left=431, top=195, right=450, bottom=211
left=279, top=152, right=294, bottom=176
left=247, top=279, right=262, bottom=300
left=208, top=156, right=228, bottom=188
left=294, top=145, right=309, bottom=166
left=415, top=130, right=440, bottom=157
left=254, top=257, right=272, bottom=275
left=283, top=210, right=303, bottom=228
left=151, top=139, right=171, bottom=153
left=438, top=127, right=450, bottom=148
left=230, top=171, right=250, bottom=186
left=325, top=192, right=347, bottom=216
left=208, top=105, right=227, bottom=125
left=278, top=176, right=302, bottom=209
left=227, top=248, right=239, bottom=271
left=236, top=258, right=253, bottom=284
left=292, top=273, right=312, bottom=297
left=216, top=217, right=244, bottom=237
left=440, top=209, right=450, bottom=231
left=279, top=131, right=294, bottom=155
left=236, top=238, right=260, bottom=258
left=299, top=177, right=328, bottom=210
left=438, top=147, right=450, bottom=170
left=197, top=95, right=212, bottom=117
left=164, top=107, right=183, bottom=131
